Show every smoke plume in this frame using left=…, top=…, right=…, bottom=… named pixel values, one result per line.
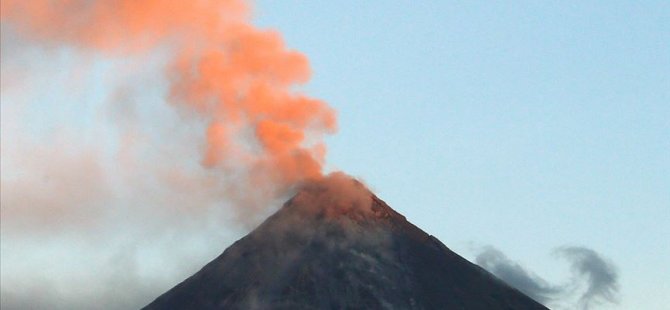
left=1, top=0, right=337, bottom=209
left=1, top=1, right=343, bottom=309
left=476, top=246, right=619, bottom=309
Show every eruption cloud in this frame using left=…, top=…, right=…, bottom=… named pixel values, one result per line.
left=0, top=1, right=353, bottom=308
left=1, top=0, right=337, bottom=207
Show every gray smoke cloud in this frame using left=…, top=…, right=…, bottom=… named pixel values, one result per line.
left=476, top=246, right=619, bottom=309
left=0, top=251, right=159, bottom=310
left=557, top=246, right=619, bottom=309
left=476, top=246, right=563, bottom=304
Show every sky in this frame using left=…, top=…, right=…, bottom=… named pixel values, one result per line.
left=2, top=1, right=669, bottom=309
left=259, top=2, right=669, bottom=309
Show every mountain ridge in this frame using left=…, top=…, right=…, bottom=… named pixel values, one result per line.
left=144, top=177, right=548, bottom=309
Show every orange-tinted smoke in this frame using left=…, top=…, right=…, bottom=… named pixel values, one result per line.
left=1, top=0, right=337, bottom=189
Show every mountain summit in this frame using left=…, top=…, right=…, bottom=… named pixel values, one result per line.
left=144, top=174, right=547, bottom=309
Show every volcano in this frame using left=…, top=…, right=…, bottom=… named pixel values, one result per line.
left=144, top=176, right=547, bottom=309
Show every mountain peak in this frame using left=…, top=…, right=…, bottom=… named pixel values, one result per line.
left=288, top=172, right=377, bottom=218
left=144, top=174, right=548, bottom=309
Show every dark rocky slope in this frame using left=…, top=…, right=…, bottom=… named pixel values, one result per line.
left=144, top=182, right=547, bottom=309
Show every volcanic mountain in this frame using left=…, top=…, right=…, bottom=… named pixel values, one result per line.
left=144, top=175, right=547, bottom=309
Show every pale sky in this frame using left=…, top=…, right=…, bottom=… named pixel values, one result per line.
left=2, top=1, right=669, bottom=309
left=254, top=2, right=669, bottom=309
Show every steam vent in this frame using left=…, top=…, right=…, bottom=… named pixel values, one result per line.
left=144, top=179, right=547, bottom=309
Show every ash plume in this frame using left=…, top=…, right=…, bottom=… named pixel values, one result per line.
left=1, top=0, right=337, bottom=213
left=476, top=246, right=619, bottom=309
left=1, top=1, right=340, bottom=308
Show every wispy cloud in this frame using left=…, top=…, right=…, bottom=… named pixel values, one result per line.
left=476, top=246, right=619, bottom=309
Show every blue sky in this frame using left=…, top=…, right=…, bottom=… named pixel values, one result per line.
left=1, top=1, right=668, bottom=309
left=253, top=1, right=668, bottom=309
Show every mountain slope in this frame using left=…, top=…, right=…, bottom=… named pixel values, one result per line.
left=144, top=177, right=548, bottom=309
